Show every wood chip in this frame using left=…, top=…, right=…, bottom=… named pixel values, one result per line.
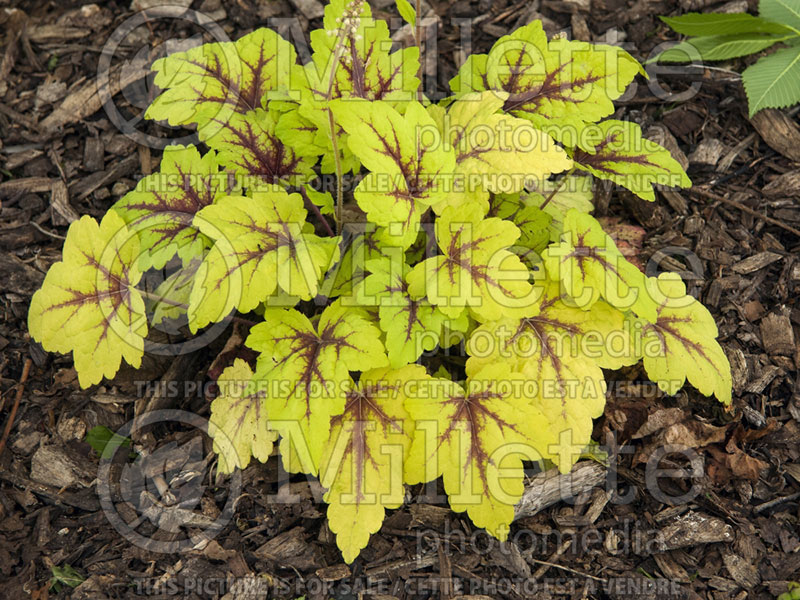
left=289, top=0, right=324, bottom=18
left=689, top=137, right=725, bottom=168
left=732, top=251, right=782, bottom=274
left=763, top=171, right=800, bottom=198
left=750, top=109, right=800, bottom=162
left=514, top=462, right=606, bottom=520
left=30, top=445, right=94, bottom=489
left=760, top=309, right=796, bottom=355
left=722, top=551, right=761, bottom=589
left=83, top=137, right=104, bottom=172
left=654, top=512, right=734, bottom=551
left=315, top=564, right=350, bottom=582
left=745, top=364, right=781, bottom=394
left=0, top=176, right=55, bottom=199
left=50, top=179, right=79, bottom=225
left=40, top=59, right=149, bottom=132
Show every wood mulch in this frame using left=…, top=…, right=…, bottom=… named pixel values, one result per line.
left=0, top=0, right=798, bottom=598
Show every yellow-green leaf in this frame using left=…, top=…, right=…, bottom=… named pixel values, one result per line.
left=28, top=211, right=147, bottom=388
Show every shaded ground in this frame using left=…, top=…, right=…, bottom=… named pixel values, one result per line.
left=1, top=0, right=799, bottom=598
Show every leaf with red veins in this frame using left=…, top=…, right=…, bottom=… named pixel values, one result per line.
left=28, top=211, right=147, bottom=388
left=331, top=100, right=455, bottom=248
left=466, top=281, right=641, bottom=472
left=320, top=365, right=421, bottom=563
left=112, top=145, right=234, bottom=271
left=638, top=273, right=732, bottom=405
left=405, top=363, right=554, bottom=539
left=449, top=21, right=643, bottom=142
left=146, top=28, right=297, bottom=139
left=246, top=299, right=389, bottom=474
left=205, top=108, right=317, bottom=188
left=407, top=203, right=534, bottom=322
left=571, top=120, right=691, bottom=201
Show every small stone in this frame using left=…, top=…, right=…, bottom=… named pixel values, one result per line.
left=112, top=181, right=131, bottom=197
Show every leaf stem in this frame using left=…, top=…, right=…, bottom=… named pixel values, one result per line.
left=539, top=167, right=575, bottom=210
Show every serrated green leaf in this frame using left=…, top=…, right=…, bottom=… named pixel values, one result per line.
left=743, top=45, right=800, bottom=115
left=760, top=0, right=800, bottom=31
left=246, top=300, right=388, bottom=474
left=320, top=365, right=420, bottom=562
left=112, top=145, right=232, bottom=270
left=209, top=359, right=277, bottom=474
left=638, top=273, right=732, bottom=404
left=522, top=174, right=595, bottom=241
left=655, top=33, right=788, bottom=63
left=542, top=209, right=658, bottom=321
left=188, top=189, right=339, bottom=330
left=488, top=194, right=552, bottom=265
left=572, top=120, right=690, bottom=201
left=660, top=12, right=792, bottom=36
left=407, top=203, right=534, bottom=322
left=28, top=211, right=147, bottom=388
left=50, top=565, right=84, bottom=591
left=146, top=28, right=296, bottom=139
left=396, top=0, right=417, bottom=27
left=304, top=184, right=335, bottom=216
left=405, top=363, right=555, bottom=538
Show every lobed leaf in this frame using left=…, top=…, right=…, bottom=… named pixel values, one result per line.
left=188, top=189, right=339, bottom=330
left=571, top=120, right=691, bottom=201
left=146, top=28, right=297, bottom=139
left=542, top=209, right=658, bottom=321
left=209, top=359, right=277, bottom=474
left=638, top=273, right=732, bottom=404
left=405, top=363, right=554, bottom=538
left=451, top=21, right=643, bottom=139
left=112, top=145, right=232, bottom=270
left=332, top=99, right=456, bottom=248
left=407, top=203, right=534, bottom=322
left=320, top=365, right=420, bottom=562
left=464, top=285, right=633, bottom=472
left=246, top=300, right=388, bottom=473
left=28, top=212, right=147, bottom=388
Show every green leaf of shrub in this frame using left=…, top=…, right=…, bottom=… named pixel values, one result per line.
left=743, top=45, right=800, bottom=115
left=660, top=12, right=791, bottom=36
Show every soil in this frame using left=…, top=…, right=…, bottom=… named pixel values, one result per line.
left=1, top=0, right=799, bottom=599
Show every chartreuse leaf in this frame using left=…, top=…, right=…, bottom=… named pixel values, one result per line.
left=246, top=300, right=388, bottom=474
left=320, top=223, right=385, bottom=299
left=407, top=203, right=534, bottom=322
left=291, top=0, right=420, bottom=173
left=405, top=363, right=554, bottom=539
left=637, top=273, right=732, bottom=404
left=320, top=365, right=420, bottom=563
left=396, top=0, right=417, bottom=27
left=743, top=46, right=800, bottom=115
left=464, top=284, right=633, bottom=472
left=488, top=194, right=552, bottom=265
left=572, top=120, right=691, bottom=202
left=437, top=91, right=572, bottom=206
left=522, top=174, right=594, bottom=239
left=147, top=258, right=200, bottom=325
left=451, top=21, right=642, bottom=139
left=542, top=209, right=658, bottom=321
left=203, top=108, right=317, bottom=187
left=188, top=189, right=339, bottom=330
left=146, top=28, right=296, bottom=138
left=28, top=211, right=147, bottom=388
left=354, top=257, right=451, bottom=368
left=209, top=359, right=277, bottom=474
left=331, top=100, right=455, bottom=248
left=112, top=145, right=232, bottom=270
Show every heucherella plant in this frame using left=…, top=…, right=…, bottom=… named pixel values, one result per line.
left=28, top=0, right=731, bottom=563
